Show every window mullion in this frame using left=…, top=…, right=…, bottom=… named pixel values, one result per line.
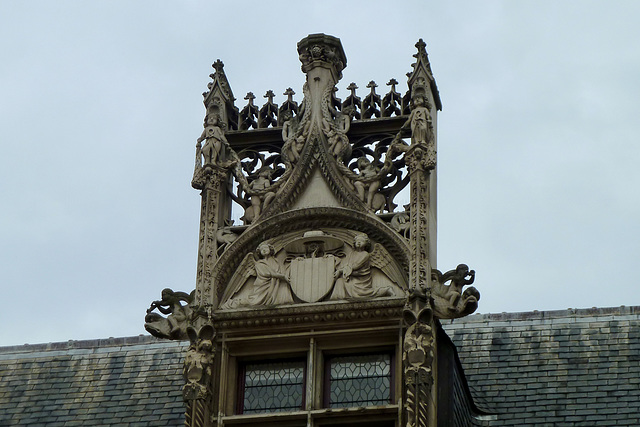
left=306, top=337, right=316, bottom=412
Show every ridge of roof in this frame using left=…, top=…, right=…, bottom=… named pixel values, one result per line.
left=443, top=305, right=640, bottom=325
left=0, top=334, right=185, bottom=356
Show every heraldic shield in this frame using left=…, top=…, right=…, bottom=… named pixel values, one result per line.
left=289, top=256, right=336, bottom=302
left=285, top=231, right=344, bottom=303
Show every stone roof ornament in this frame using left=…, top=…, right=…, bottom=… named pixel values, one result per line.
left=407, top=38, right=442, bottom=111
left=145, top=34, right=480, bottom=427
left=297, top=33, right=347, bottom=82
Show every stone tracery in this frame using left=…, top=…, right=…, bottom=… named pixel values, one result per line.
left=146, top=34, right=480, bottom=427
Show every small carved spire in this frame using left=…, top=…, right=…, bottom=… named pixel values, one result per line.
left=259, top=90, right=278, bottom=128
left=382, top=78, right=402, bottom=117
left=342, top=83, right=362, bottom=120
left=278, top=87, right=298, bottom=126
left=239, top=92, right=259, bottom=130
left=407, top=39, right=441, bottom=111
left=362, top=81, right=381, bottom=119
left=202, top=58, right=239, bottom=130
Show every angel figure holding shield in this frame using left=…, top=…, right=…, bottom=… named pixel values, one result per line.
left=330, top=234, right=393, bottom=300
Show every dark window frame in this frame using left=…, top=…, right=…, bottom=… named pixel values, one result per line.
left=236, top=357, right=307, bottom=415
left=323, top=350, right=395, bottom=408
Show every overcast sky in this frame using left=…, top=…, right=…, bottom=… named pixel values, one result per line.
left=1, top=1, right=639, bottom=346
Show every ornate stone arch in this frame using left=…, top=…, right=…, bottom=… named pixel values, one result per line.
left=207, top=207, right=409, bottom=308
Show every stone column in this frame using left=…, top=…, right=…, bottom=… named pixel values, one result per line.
left=404, top=143, right=437, bottom=427
left=193, top=165, right=228, bottom=308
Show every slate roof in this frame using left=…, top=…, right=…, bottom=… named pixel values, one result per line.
left=0, top=336, right=186, bottom=426
left=1, top=306, right=638, bottom=426
left=442, top=305, right=640, bottom=426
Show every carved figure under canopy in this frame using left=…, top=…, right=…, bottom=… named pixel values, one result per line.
left=353, top=157, right=385, bottom=211
left=244, top=167, right=276, bottom=224
left=407, top=95, right=431, bottom=146
left=198, top=115, right=226, bottom=166
left=330, top=234, right=393, bottom=300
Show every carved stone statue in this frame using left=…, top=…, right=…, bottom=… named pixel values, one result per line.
left=431, top=264, right=480, bottom=318
left=353, top=157, right=383, bottom=210
left=330, top=234, right=393, bottom=300
left=223, top=242, right=295, bottom=308
left=388, top=90, right=434, bottom=164
left=390, top=206, right=410, bottom=238
left=281, top=111, right=304, bottom=164
left=245, top=167, right=276, bottom=224
left=407, top=95, right=431, bottom=146
left=327, top=106, right=354, bottom=160
left=183, top=338, right=214, bottom=400
left=144, top=288, right=194, bottom=340
left=198, top=114, right=226, bottom=166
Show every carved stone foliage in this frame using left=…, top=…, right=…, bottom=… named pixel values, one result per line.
left=144, top=288, right=194, bottom=340
left=183, top=324, right=215, bottom=427
left=403, top=287, right=435, bottom=427
left=183, top=325, right=215, bottom=401
left=215, top=297, right=404, bottom=331
left=220, top=229, right=403, bottom=310
left=431, top=264, right=480, bottom=319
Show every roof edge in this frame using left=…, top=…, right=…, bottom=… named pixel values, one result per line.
left=443, top=305, right=640, bottom=324
left=0, top=334, right=185, bottom=355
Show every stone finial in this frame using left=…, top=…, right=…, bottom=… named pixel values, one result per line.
left=407, top=39, right=442, bottom=111
left=297, top=34, right=347, bottom=82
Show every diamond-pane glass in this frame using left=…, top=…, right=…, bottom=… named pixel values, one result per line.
left=242, top=360, right=305, bottom=414
left=328, top=353, right=391, bottom=408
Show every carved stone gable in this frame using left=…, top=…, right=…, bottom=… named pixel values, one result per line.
left=145, top=34, right=482, bottom=427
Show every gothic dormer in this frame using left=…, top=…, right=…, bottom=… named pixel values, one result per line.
left=145, top=34, right=483, bottom=427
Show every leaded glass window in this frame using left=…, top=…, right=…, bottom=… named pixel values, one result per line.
left=327, top=353, right=392, bottom=408
left=239, top=360, right=306, bottom=414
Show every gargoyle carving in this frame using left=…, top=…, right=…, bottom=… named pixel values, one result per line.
left=144, top=288, right=194, bottom=340
left=431, top=264, right=480, bottom=319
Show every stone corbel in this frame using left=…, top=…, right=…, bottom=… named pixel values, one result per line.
left=404, top=143, right=436, bottom=173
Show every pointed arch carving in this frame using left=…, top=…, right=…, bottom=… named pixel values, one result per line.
left=207, top=207, right=409, bottom=308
